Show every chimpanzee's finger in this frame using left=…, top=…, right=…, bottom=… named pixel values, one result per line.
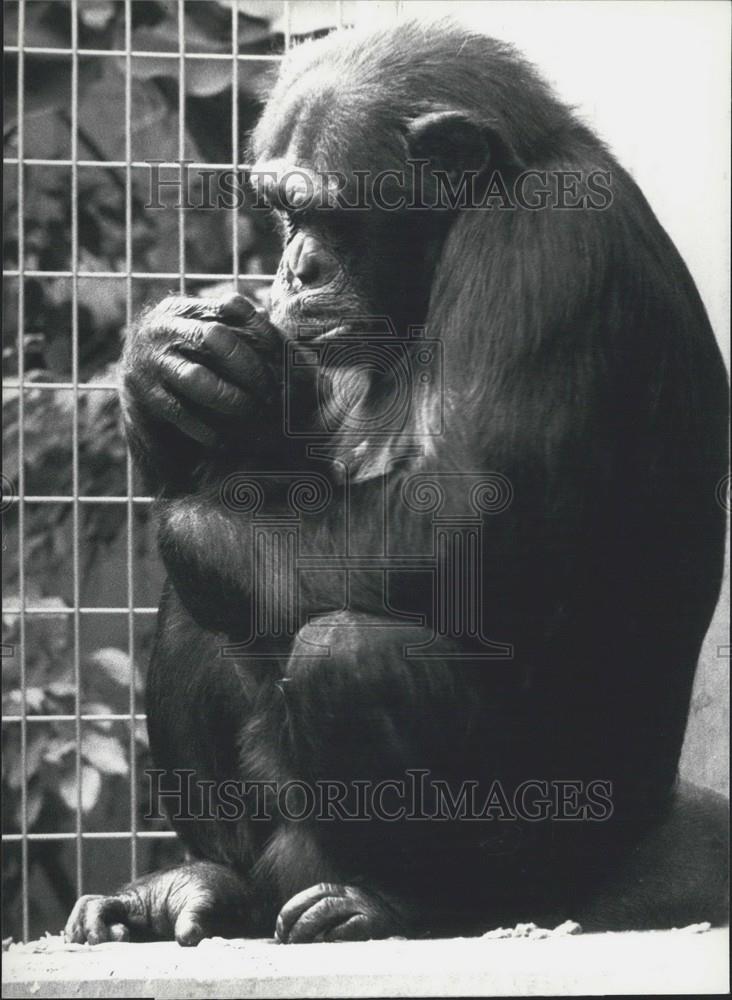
left=158, top=291, right=258, bottom=325
left=145, top=315, right=279, bottom=385
left=152, top=295, right=248, bottom=323
left=158, top=354, right=251, bottom=416
left=177, top=323, right=278, bottom=392
left=141, top=382, right=220, bottom=447
left=284, top=896, right=360, bottom=944
left=275, top=883, right=346, bottom=942
left=216, top=292, right=261, bottom=325
left=218, top=295, right=284, bottom=354
left=321, top=913, right=372, bottom=942
left=173, top=906, right=210, bottom=947
left=64, top=894, right=128, bottom=945
left=151, top=296, right=219, bottom=322
left=153, top=294, right=282, bottom=353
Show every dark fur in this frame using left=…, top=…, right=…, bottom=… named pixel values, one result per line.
left=66, top=20, right=728, bottom=945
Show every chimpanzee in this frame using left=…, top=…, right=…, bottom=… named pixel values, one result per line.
left=66, top=18, right=728, bottom=944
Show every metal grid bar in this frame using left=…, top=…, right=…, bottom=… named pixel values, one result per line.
left=232, top=2, right=240, bottom=292
left=3, top=833, right=176, bottom=843
left=2, top=272, right=275, bottom=279
left=4, top=47, right=282, bottom=60
left=15, top=0, right=29, bottom=944
left=3, top=497, right=155, bottom=503
left=178, top=1, right=186, bottom=296
left=284, top=0, right=292, bottom=52
left=3, top=715, right=147, bottom=724
left=3, top=269, right=274, bottom=281
left=3, top=608, right=158, bottom=615
left=3, top=383, right=122, bottom=390
left=2, top=0, right=314, bottom=943
left=3, top=160, right=254, bottom=168
left=124, top=0, right=138, bottom=881
left=70, top=0, right=84, bottom=899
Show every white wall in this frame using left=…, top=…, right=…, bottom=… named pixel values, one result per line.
left=359, top=0, right=731, bottom=366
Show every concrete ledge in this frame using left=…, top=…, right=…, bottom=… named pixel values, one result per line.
left=2, top=928, right=729, bottom=998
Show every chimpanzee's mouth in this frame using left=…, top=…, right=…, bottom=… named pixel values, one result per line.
left=279, top=313, right=352, bottom=342
left=271, top=295, right=379, bottom=342
left=290, top=312, right=388, bottom=341
left=283, top=322, right=341, bottom=342
left=269, top=300, right=339, bottom=341
left=311, top=325, right=351, bottom=341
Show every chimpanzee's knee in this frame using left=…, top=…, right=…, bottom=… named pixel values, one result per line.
left=285, top=611, right=461, bottom=706
left=281, top=612, right=478, bottom=781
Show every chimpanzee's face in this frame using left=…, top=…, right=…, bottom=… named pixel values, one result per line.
left=250, top=85, right=449, bottom=341
left=249, top=155, right=442, bottom=341
left=251, top=162, right=366, bottom=339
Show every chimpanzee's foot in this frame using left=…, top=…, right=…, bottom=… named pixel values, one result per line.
left=275, top=883, right=406, bottom=943
left=64, top=861, right=249, bottom=946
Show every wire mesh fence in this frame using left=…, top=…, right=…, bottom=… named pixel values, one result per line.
left=2, top=0, right=382, bottom=943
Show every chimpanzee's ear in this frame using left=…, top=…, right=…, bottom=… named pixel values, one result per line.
left=406, top=110, right=521, bottom=179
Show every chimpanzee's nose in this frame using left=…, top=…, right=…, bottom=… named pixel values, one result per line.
left=285, top=233, right=336, bottom=289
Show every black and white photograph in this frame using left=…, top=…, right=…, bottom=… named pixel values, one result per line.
left=2, top=1, right=730, bottom=996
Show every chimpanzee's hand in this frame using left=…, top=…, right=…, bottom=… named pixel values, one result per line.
left=64, top=861, right=249, bottom=946
left=121, top=292, right=283, bottom=452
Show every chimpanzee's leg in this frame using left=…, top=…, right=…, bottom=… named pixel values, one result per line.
left=260, top=610, right=503, bottom=942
